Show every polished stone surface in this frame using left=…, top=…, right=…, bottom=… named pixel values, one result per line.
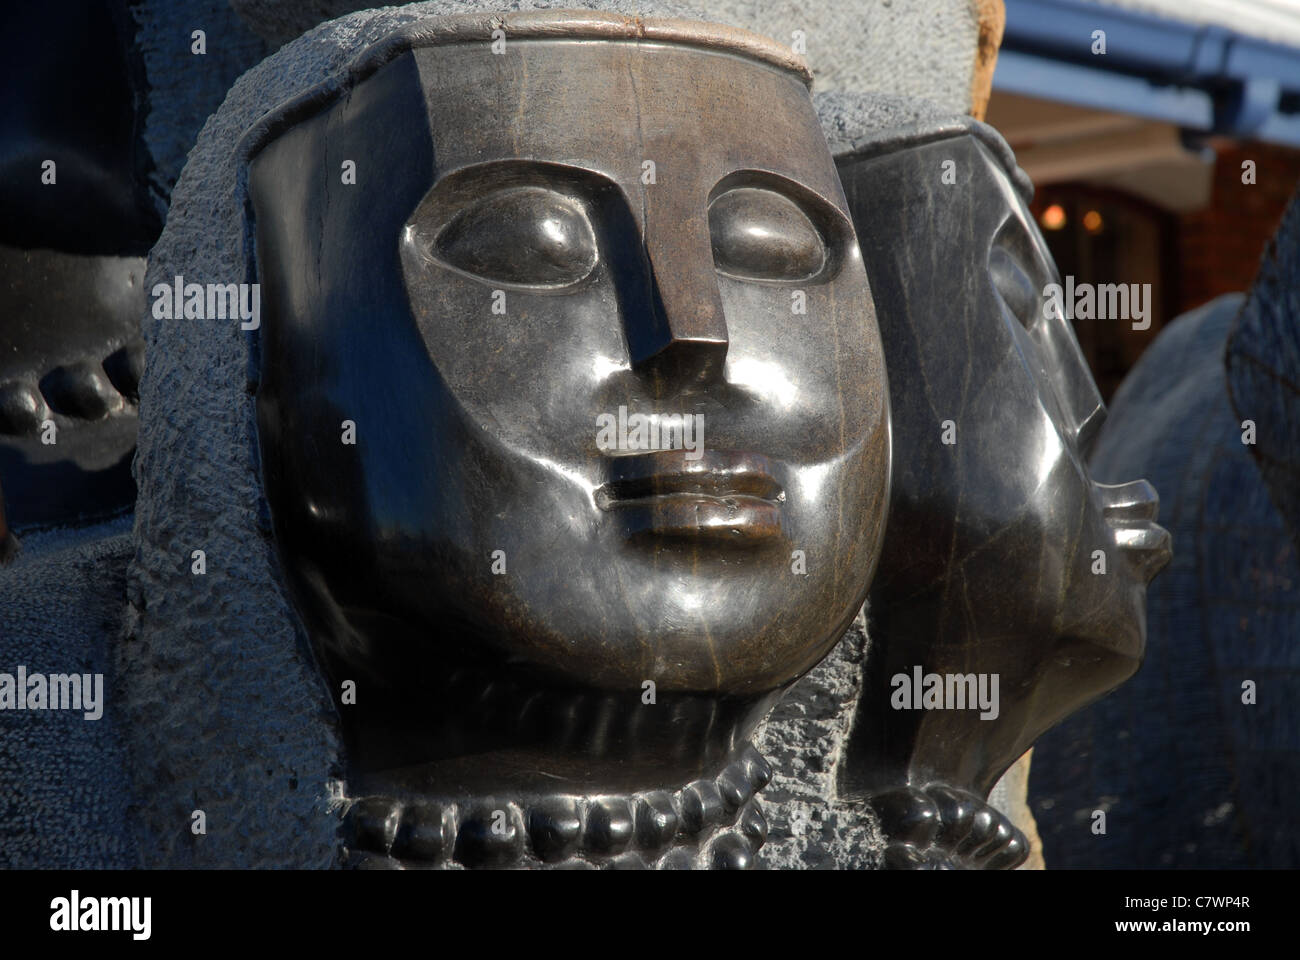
left=242, top=11, right=889, bottom=867
left=0, top=0, right=1157, bottom=869
left=833, top=122, right=1170, bottom=867
left=0, top=1, right=268, bottom=535
left=0, top=247, right=144, bottom=530
left=0, top=2, right=160, bottom=256
left=0, top=1, right=160, bottom=530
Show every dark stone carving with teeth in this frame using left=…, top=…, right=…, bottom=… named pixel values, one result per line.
left=243, top=12, right=889, bottom=868
left=0, top=0, right=157, bottom=531
left=0, top=248, right=145, bottom=531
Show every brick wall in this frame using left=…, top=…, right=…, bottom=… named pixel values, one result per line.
left=1175, top=138, right=1300, bottom=315
left=1027, top=137, right=1300, bottom=400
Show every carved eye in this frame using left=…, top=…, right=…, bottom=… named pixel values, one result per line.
left=435, top=186, right=598, bottom=287
left=708, top=187, right=826, bottom=281
left=989, top=247, right=1041, bottom=329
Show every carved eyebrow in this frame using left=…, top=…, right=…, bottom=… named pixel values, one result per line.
left=426, top=159, right=618, bottom=205
left=707, top=169, right=841, bottom=218
left=408, top=160, right=628, bottom=256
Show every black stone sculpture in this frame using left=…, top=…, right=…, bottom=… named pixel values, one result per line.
left=244, top=12, right=890, bottom=868
left=0, top=1, right=269, bottom=535
left=832, top=121, right=1171, bottom=868
left=0, top=1, right=156, bottom=530
left=0, top=0, right=277, bottom=870
left=0, top=0, right=1174, bottom=872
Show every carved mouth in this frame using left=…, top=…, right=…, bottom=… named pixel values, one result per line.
left=1100, top=480, right=1172, bottom=583
left=1111, top=522, right=1172, bottom=582
left=596, top=450, right=785, bottom=544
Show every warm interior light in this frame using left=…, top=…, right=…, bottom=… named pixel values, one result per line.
left=1041, top=204, right=1067, bottom=231
left=1083, top=209, right=1104, bottom=234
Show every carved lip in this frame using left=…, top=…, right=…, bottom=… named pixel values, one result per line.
left=1100, top=480, right=1172, bottom=582
left=596, top=450, right=785, bottom=544
left=1111, top=522, right=1172, bottom=582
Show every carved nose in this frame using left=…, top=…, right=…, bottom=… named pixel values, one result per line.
left=629, top=307, right=729, bottom=385
left=628, top=194, right=729, bottom=385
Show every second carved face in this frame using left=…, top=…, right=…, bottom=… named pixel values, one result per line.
left=836, top=130, right=1171, bottom=800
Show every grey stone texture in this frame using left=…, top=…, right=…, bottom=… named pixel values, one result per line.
left=230, top=0, right=993, bottom=112
left=0, top=515, right=135, bottom=867
left=753, top=616, right=887, bottom=869
left=1056, top=196, right=1300, bottom=870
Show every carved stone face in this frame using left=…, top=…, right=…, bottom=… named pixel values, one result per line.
left=836, top=132, right=1171, bottom=799
left=249, top=30, right=888, bottom=790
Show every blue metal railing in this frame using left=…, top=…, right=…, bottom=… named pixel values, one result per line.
left=996, top=0, right=1300, bottom=144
